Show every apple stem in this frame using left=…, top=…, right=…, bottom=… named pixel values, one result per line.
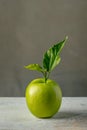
left=44, top=71, right=47, bottom=83
left=43, top=71, right=50, bottom=83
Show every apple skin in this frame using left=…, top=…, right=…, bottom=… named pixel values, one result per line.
left=25, top=78, right=62, bottom=118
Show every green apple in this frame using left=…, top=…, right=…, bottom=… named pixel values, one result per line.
left=26, top=78, right=62, bottom=118
left=25, top=36, right=68, bottom=118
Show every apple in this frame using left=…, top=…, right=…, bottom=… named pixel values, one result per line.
left=25, top=36, right=68, bottom=118
left=25, top=78, right=62, bottom=118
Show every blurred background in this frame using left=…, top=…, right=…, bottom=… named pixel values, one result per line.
left=0, top=0, right=87, bottom=97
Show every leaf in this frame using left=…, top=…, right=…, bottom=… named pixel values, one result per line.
left=50, top=55, right=61, bottom=71
left=24, top=64, right=43, bottom=73
left=43, top=36, right=68, bottom=72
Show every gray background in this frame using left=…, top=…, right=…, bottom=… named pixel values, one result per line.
left=0, top=0, right=87, bottom=97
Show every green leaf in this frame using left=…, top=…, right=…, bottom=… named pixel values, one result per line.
left=24, top=64, right=43, bottom=73
left=50, top=55, right=61, bottom=71
left=43, top=36, right=68, bottom=72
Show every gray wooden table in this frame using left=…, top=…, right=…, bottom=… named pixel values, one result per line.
left=0, top=97, right=87, bottom=130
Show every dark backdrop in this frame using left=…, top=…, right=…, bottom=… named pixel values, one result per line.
left=0, top=0, right=87, bottom=96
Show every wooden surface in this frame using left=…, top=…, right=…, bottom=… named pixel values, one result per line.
left=0, top=97, right=87, bottom=130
